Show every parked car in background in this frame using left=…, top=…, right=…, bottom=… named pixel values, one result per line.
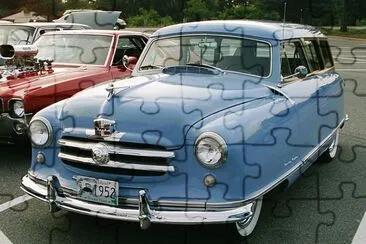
left=0, top=22, right=91, bottom=46
left=54, top=10, right=127, bottom=30
left=21, top=20, right=346, bottom=237
left=0, top=29, right=148, bottom=144
left=0, top=22, right=91, bottom=66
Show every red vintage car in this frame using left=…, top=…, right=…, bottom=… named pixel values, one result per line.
left=0, top=29, right=148, bottom=144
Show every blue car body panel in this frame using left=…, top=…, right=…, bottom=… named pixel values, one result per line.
left=22, top=20, right=346, bottom=226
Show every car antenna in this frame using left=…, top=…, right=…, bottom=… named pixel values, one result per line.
left=278, top=2, right=288, bottom=87
left=282, top=2, right=287, bottom=41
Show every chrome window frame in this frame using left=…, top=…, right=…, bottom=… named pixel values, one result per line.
left=136, top=33, right=273, bottom=79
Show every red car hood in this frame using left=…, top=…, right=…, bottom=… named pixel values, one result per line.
left=0, top=65, right=108, bottom=97
left=0, top=65, right=111, bottom=112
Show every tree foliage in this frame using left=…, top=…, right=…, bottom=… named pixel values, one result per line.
left=1, top=0, right=366, bottom=29
left=127, top=8, right=174, bottom=27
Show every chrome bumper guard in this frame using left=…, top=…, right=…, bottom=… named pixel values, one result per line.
left=21, top=175, right=255, bottom=228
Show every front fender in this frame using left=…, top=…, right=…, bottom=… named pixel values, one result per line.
left=184, top=95, right=300, bottom=201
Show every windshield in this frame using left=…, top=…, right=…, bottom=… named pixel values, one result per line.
left=34, top=34, right=113, bottom=65
left=0, top=25, right=35, bottom=45
left=140, top=35, right=271, bottom=77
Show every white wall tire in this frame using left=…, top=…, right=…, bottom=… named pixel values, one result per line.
left=235, top=196, right=263, bottom=237
left=320, top=129, right=339, bottom=162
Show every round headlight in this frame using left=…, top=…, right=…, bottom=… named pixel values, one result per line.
left=29, top=118, right=52, bottom=147
left=12, top=100, right=24, bottom=117
left=195, top=132, right=227, bottom=169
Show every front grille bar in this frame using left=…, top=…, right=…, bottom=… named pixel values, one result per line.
left=58, top=152, right=175, bottom=173
left=58, top=138, right=175, bottom=158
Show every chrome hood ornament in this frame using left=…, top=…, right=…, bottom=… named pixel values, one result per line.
left=94, top=118, right=115, bottom=137
left=106, top=83, right=130, bottom=100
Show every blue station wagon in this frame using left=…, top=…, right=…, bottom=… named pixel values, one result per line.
left=21, top=20, right=347, bottom=236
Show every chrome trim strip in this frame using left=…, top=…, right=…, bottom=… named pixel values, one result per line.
left=58, top=138, right=175, bottom=158
left=58, top=152, right=175, bottom=173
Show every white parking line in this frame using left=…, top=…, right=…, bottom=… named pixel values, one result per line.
left=336, top=56, right=366, bottom=58
left=0, top=231, right=12, bottom=244
left=0, top=195, right=33, bottom=214
left=335, top=57, right=366, bottom=62
left=352, top=212, right=366, bottom=243
left=336, top=69, right=366, bottom=71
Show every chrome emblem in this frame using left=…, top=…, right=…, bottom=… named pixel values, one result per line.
left=91, top=143, right=110, bottom=165
left=94, top=118, right=115, bottom=137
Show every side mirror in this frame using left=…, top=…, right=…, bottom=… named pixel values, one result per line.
left=294, top=65, right=308, bottom=79
left=122, top=55, right=137, bottom=71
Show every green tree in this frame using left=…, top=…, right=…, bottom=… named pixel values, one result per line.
left=128, top=8, right=174, bottom=27
left=183, top=0, right=216, bottom=21
left=63, top=0, right=94, bottom=10
left=218, top=0, right=280, bottom=21
left=183, top=0, right=209, bottom=21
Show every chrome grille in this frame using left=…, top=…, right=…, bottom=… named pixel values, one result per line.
left=58, top=137, right=175, bottom=176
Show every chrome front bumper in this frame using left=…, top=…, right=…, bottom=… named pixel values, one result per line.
left=21, top=175, right=255, bottom=228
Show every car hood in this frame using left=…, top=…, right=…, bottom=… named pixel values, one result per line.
left=59, top=72, right=272, bottom=148
left=0, top=65, right=108, bottom=98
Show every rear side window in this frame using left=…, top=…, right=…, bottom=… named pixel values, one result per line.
left=303, top=40, right=323, bottom=72
left=319, top=40, right=334, bottom=68
left=8, top=28, right=33, bottom=45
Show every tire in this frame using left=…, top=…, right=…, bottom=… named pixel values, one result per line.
left=320, top=129, right=339, bottom=162
left=235, top=196, right=263, bottom=237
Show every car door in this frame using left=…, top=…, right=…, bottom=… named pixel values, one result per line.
left=109, top=35, right=147, bottom=80
left=279, top=39, right=321, bottom=163
left=280, top=38, right=342, bottom=164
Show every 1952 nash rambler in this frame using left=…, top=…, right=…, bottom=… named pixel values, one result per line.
left=21, top=20, right=347, bottom=236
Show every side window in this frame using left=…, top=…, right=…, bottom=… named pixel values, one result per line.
left=217, top=38, right=271, bottom=76
left=319, top=40, right=334, bottom=68
left=8, top=29, right=32, bottom=45
left=281, top=40, right=308, bottom=78
left=112, top=36, right=144, bottom=66
left=39, top=28, right=60, bottom=36
left=303, top=40, right=323, bottom=72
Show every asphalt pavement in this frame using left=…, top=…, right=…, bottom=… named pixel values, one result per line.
left=0, top=37, right=365, bottom=244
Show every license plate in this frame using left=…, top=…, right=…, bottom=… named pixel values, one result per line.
left=74, top=176, right=119, bottom=206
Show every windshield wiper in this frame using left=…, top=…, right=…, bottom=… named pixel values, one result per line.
left=139, top=64, right=163, bottom=70
left=186, top=63, right=224, bottom=73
